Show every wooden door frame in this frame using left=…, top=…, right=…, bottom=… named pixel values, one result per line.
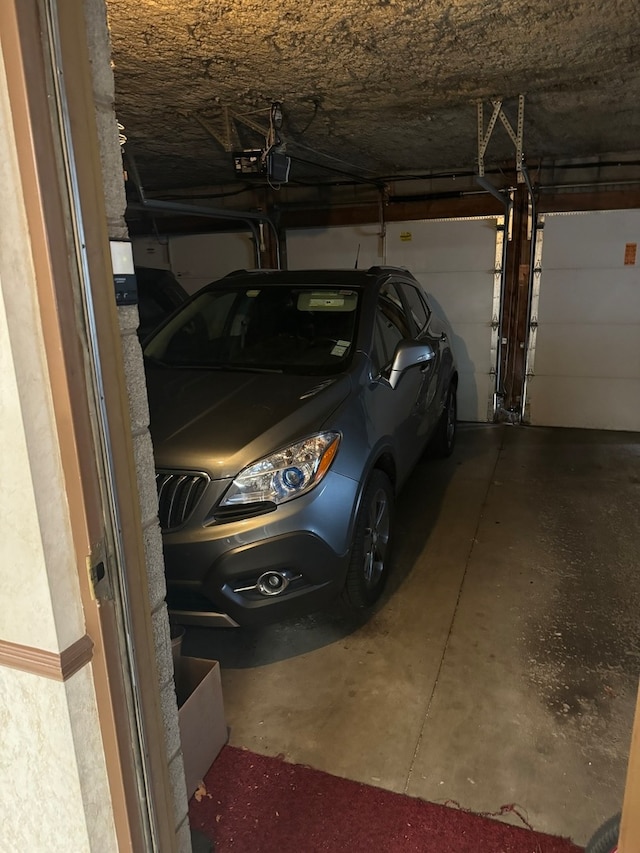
left=0, top=1, right=177, bottom=849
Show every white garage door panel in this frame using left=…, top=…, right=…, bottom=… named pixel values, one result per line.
left=386, top=219, right=497, bottom=271
left=169, top=233, right=254, bottom=293
left=386, top=219, right=501, bottom=423
left=526, top=209, right=640, bottom=431
left=409, top=271, right=495, bottom=323
left=540, top=210, right=640, bottom=269
left=528, top=377, right=640, bottom=431
left=287, top=226, right=381, bottom=270
left=458, top=371, right=491, bottom=424
left=537, top=269, right=640, bottom=324
left=534, top=324, right=640, bottom=379
left=452, top=322, right=497, bottom=360
left=452, top=324, right=495, bottom=422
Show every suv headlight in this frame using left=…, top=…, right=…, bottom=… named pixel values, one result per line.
left=220, top=432, right=341, bottom=507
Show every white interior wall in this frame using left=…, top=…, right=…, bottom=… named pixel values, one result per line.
left=525, top=210, right=640, bottom=431
left=287, top=219, right=501, bottom=422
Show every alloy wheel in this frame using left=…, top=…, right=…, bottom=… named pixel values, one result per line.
left=362, top=487, right=390, bottom=589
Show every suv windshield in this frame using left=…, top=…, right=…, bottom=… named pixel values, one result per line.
left=144, top=283, right=360, bottom=375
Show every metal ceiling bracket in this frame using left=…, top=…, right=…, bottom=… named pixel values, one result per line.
left=190, top=105, right=273, bottom=153
left=476, top=95, right=526, bottom=182
left=477, top=99, right=502, bottom=177
left=231, top=110, right=270, bottom=140
left=191, top=108, right=239, bottom=152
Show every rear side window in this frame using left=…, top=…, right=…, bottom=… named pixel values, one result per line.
left=400, top=283, right=430, bottom=333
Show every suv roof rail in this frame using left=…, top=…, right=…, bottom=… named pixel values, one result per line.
left=224, top=268, right=283, bottom=277
left=366, top=264, right=410, bottom=275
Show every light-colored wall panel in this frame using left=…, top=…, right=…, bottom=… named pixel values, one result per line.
left=0, top=666, right=116, bottom=853
left=0, top=55, right=83, bottom=651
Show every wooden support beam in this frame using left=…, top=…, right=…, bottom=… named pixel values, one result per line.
left=619, top=681, right=640, bottom=853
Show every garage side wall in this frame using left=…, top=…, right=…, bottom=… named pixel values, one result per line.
left=84, top=1, right=190, bottom=848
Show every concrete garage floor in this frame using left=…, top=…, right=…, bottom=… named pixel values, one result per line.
left=183, top=424, right=640, bottom=847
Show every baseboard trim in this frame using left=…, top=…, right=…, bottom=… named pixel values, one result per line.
left=0, top=634, right=94, bottom=681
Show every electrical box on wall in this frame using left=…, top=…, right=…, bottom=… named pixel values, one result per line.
left=110, top=239, right=137, bottom=305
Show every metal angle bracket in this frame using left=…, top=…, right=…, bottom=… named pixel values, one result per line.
left=189, top=106, right=240, bottom=152
left=188, top=104, right=274, bottom=153
left=476, top=95, right=525, bottom=182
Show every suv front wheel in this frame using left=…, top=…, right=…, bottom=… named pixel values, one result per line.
left=342, top=470, right=394, bottom=611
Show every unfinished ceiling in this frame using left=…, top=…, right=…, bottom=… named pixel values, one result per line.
left=106, top=0, right=640, bottom=196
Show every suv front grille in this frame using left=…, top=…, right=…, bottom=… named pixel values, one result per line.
left=156, top=471, right=209, bottom=531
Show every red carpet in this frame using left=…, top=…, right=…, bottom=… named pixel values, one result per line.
left=189, top=746, right=584, bottom=853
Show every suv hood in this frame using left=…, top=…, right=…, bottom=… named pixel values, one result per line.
left=145, top=367, right=352, bottom=479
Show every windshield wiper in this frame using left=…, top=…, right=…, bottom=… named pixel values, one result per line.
left=143, top=355, right=169, bottom=368
left=218, top=365, right=284, bottom=374
left=152, top=362, right=284, bottom=374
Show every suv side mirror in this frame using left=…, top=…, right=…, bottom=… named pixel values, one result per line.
left=388, top=340, right=435, bottom=389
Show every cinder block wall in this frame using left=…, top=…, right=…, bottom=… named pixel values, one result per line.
left=83, top=1, right=190, bottom=849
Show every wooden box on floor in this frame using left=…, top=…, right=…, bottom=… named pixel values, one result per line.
left=176, top=657, right=228, bottom=799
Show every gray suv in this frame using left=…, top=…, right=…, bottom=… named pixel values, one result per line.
left=143, top=267, right=457, bottom=627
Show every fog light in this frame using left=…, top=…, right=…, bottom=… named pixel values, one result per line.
left=257, top=571, right=290, bottom=596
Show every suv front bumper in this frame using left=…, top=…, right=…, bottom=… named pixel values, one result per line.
left=162, top=470, right=359, bottom=626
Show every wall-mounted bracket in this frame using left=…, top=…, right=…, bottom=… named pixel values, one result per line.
left=477, top=95, right=525, bottom=182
